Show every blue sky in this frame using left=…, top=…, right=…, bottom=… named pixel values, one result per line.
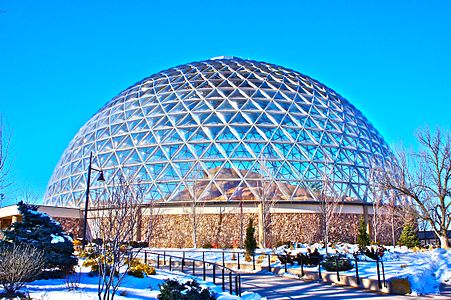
left=0, top=0, right=450, bottom=204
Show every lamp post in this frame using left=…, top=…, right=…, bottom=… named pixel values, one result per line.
left=82, top=151, right=105, bottom=250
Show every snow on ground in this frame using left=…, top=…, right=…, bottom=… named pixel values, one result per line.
left=5, top=244, right=450, bottom=298
left=141, top=244, right=451, bottom=296
left=7, top=262, right=263, bottom=300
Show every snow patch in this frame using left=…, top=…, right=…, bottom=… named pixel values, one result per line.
left=50, top=234, right=65, bottom=244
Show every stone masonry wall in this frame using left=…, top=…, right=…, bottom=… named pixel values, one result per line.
left=147, top=212, right=401, bottom=248
left=54, top=217, right=81, bottom=238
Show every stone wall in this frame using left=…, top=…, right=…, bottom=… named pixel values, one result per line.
left=147, top=212, right=402, bottom=248
left=54, top=217, right=81, bottom=238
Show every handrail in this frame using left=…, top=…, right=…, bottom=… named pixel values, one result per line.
left=137, top=249, right=241, bottom=296
left=136, top=248, right=387, bottom=293
left=275, top=252, right=386, bottom=288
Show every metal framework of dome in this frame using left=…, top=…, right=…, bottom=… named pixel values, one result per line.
left=44, top=57, right=394, bottom=207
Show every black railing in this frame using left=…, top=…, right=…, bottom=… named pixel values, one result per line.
left=140, top=250, right=241, bottom=296
left=275, top=252, right=387, bottom=288
left=136, top=248, right=387, bottom=292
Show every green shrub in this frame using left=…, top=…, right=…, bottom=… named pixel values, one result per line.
left=398, top=222, right=420, bottom=248
left=158, top=279, right=214, bottom=300
left=357, top=218, right=371, bottom=250
left=244, top=218, right=257, bottom=256
left=321, top=255, right=354, bottom=272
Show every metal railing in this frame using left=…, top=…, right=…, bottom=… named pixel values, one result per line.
left=136, top=248, right=387, bottom=292
left=275, top=252, right=387, bottom=289
left=140, top=250, right=241, bottom=296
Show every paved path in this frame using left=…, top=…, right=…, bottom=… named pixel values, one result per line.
left=154, top=257, right=451, bottom=299
left=239, top=272, right=408, bottom=299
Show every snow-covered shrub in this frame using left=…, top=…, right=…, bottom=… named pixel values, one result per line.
left=322, top=255, right=354, bottom=271
left=0, top=244, right=45, bottom=297
left=0, top=201, right=77, bottom=275
left=363, top=245, right=386, bottom=260
left=158, top=279, right=214, bottom=300
left=295, top=252, right=323, bottom=266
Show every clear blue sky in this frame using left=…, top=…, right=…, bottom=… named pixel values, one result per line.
left=0, top=0, right=450, bottom=204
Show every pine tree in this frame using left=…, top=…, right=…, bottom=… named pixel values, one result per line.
left=0, top=201, right=77, bottom=273
left=357, top=217, right=371, bottom=250
left=244, top=218, right=257, bottom=256
left=398, top=222, right=420, bottom=248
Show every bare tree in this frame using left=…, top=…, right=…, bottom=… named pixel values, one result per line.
left=142, top=197, right=161, bottom=248
left=382, top=128, right=451, bottom=249
left=368, top=165, right=386, bottom=244
left=184, top=164, right=204, bottom=248
left=90, top=176, right=150, bottom=300
left=0, top=244, right=45, bottom=297
left=0, top=117, right=11, bottom=206
left=255, top=157, right=278, bottom=248
left=316, top=165, right=343, bottom=255
left=16, top=186, right=40, bottom=205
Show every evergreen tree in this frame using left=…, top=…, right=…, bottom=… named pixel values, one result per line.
left=357, top=217, right=371, bottom=250
left=398, top=222, right=420, bottom=248
left=0, top=201, right=77, bottom=272
left=244, top=218, right=257, bottom=255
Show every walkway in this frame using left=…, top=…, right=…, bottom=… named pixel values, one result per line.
left=239, top=272, right=405, bottom=299
left=146, top=251, right=451, bottom=299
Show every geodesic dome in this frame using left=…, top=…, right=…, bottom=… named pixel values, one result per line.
left=44, top=57, right=394, bottom=207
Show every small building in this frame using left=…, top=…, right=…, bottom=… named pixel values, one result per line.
left=0, top=204, right=81, bottom=238
left=417, top=230, right=451, bottom=246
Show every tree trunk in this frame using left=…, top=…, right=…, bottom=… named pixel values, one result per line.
left=438, top=233, right=450, bottom=249
left=391, top=214, right=396, bottom=246
left=257, top=203, right=265, bottom=248
left=192, top=202, right=197, bottom=248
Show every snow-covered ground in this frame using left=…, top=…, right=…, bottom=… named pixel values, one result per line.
left=6, top=262, right=263, bottom=300
left=4, top=244, right=450, bottom=298
left=141, top=244, right=451, bottom=296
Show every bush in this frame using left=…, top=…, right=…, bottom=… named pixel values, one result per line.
left=256, top=254, right=265, bottom=264
left=126, top=258, right=156, bottom=277
left=0, top=244, right=46, bottom=297
left=82, top=257, right=100, bottom=273
left=363, top=245, right=385, bottom=260
left=398, top=222, right=420, bottom=248
left=158, top=279, right=214, bottom=300
left=82, top=254, right=118, bottom=277
left=321, top=255, right=354, bottom=272
left=73, top=239, right=82, bottom=250
left=78, top=245, right=99, bottom=259
left=244, top=218, right=257, bottom=256
left=357, top=218, right=371, bottom=250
